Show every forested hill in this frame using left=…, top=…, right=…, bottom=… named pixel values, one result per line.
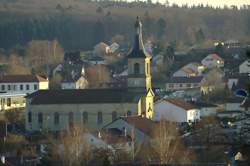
left=0, top=0, right=250, bottom=51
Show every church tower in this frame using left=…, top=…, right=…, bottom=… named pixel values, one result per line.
left=127, top=17, right=154, bottom=119
left=127, top=17, right=152, bottom=92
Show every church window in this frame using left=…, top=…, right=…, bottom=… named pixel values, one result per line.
left=54, top=112, right=60, bottom=125
left=1, top=85, right=5, bottom=91
left=7, top=98, right=11, bottom=106
left=38, top=112, right=43, bottom=124
left=83, top=112, right=88, bottom=124
left=97, top=112, right=103, bottom=124
left=134, top=63, right=140, bottom=74
left=112, top=111, right=117, bottom=121
left=28, top=112, right=32, bottom=123
left=68, top=112, right=74, bottom=128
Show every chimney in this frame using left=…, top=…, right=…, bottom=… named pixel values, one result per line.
left=1, top=156, right=5, bottom=164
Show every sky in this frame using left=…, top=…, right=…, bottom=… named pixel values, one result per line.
left=156, top=0, right=250, bottom=8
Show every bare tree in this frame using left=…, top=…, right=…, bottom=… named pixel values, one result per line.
left=85, top=64, right=111, bottom=88
left=48, top=126, right=92, bottom=166
left=151, top=120, right=196, bottom=164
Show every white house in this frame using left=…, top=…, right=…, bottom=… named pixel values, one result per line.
left=173, top=63, right=204, bottom=77
left=201, top=54, right=224, bottom=69
left=191, top=102, right=218, bottom=117
left=224, top=97, right=246, bottom=111
left=165, top=76, right=203, bottom=91
left=239, top=60, right=250, bottom=74
left=93, top=42, right=110, bottom=56
left=109, top=42, right=120, bottom=53
left=153, top=98, right=200, bottom=123
left=0, top=74, right=49, bottom=111
left=61, top=75, right=88, bottom=89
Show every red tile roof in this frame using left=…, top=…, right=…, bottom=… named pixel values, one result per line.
left=209, top=53, right=224, bottom=61
left=156, top=98, right=197, bottom=110
left=121, top=116, right=156, bottom=137
left=0, top=75, right=47, bottom=83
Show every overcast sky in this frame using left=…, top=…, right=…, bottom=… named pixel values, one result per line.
left=156, top=0, right=250, bottom=7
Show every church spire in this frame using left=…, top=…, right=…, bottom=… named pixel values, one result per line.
left=128, top=16, right=149, bottom=58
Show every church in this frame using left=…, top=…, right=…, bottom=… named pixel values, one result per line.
left=25, top=17, right=155, bottom=131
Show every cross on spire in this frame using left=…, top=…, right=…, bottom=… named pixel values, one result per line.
left=128, top=16, right=149, bottom=58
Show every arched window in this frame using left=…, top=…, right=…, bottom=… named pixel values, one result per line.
left=112, top=111, right=117, bottom=121
left=134, top=63, right=140, bottom=74
left=83, top=112, right=88, bottom=124
left=28, top=112, right=32, bottom=123
left=97, top=112, right=103, bottom=125
left=54, top=112, right=60, bottom=125
left=38, top=112, right=43, bottom=124
left=127, top=110, right=132, bottom=116
left=68, top=112, right=74, bottom=128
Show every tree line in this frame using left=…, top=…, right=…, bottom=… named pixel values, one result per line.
left=0, top=0, right=249, bottom=52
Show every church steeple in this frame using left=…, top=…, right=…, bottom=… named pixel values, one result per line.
left=128, top=17, right=150, bottom=58
left=127, top=17, right=152, bottom=91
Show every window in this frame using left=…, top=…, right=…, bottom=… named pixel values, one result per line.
left=34, top=84, right=38, bottom=90
left=127, top=110, right=132, bottom=116
left=179, top=84, right=183, bottom=88
left=28, top=112, right=32, bottom=123
left=83, top=112, right=88, bottom=124
left=8, top=85, right=11, bottom=91
left=7, top=98, right=11, bottom=106
left=134, top=63, right=140, bottom=74
left=13, top=85, right=16, bottom=91
left=54, top=112, right=60, bottom=125
left=26, top=84, right=30, bottom=90
left=38, top=112, right=43, bottom=124
left=186, top=84, right=191, bottom=88
left=1, top=85, right=5, bottom=91
left=169, top=84, right=174, bottom=88
left=68, top=112, right=74, bottom=128
left=112, top=111, right=117, bottom=121
left=20, top=84, right=23, bottom=90
left=97, top=112, right=103, bottom=124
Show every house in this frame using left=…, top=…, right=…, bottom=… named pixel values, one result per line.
left=227, top=75, right=250, bottom=91
left=61, top=75, right=88, bottom=89
left=239, top=60, right=250, bottom=74
left=224, top=97, right=246, bottom=111
left=25, top=18, right=154, bottom=132
left=201, top=54, right=224, bottom=69
left=190, top=102, right=218, bottom=117
left=0, top=156, right=41, bottom=166
left=109, top=42, right=120, bottom=53
left=217, top=111, right=243, bottom=119
left=93, top=42, right=110, bottom=56
left=224, top=39, right=240, bottom=48
left=0, top=75, right=49, bottom=111
left=165, top=76, right=203, bottom=91
left=153, top=98, right=200, bottom=123
left=173, top=63, right=204, bottom=77
left=88, top=56, right=107, bottom=65
left=103, top=116, right=156, bottom=144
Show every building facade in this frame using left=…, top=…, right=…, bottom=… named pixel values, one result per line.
left=0, top=75, right=48, bottom=111
left=25, top=17, right=154, bottom=132
left=153, top=98, right=200, bottom=123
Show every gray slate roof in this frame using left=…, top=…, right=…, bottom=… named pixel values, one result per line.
left=27, top=89, right=144, bottom=105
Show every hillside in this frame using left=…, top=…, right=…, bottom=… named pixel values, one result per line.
left=0, top=0, right=249, bottom=51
